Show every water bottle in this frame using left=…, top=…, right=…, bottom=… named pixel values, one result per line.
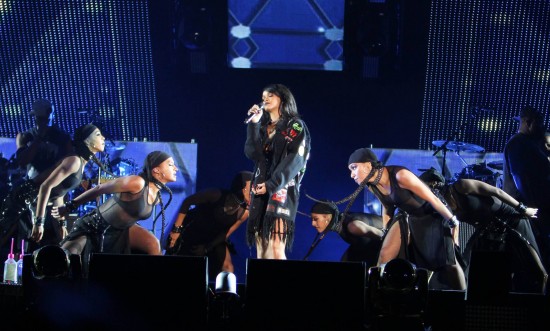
left=3, top=255, right=17, bottom=284
left=16, top=253, right=24, bottom=284
left=16, top=239, right=24, bottom=284
left=3, top=238, right=17, bottom=284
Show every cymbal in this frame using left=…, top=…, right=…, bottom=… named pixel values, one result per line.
left=487, top=160, right=503, bottom=170
left=432, top=140, right=485, bottom=152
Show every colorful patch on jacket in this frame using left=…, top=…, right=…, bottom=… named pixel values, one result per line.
left=281, top=121, right=304, bottom=142
left=266, top=205, right=291, bottom=217
left=276, top=206, right=291, bottom=216
left=282, top=129, right=299, bottom=142
left=270, top=188, right=287, bottom=203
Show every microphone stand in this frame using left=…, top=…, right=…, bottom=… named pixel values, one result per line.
left=303, top=232, right=327, bottom=261
left=432, top=108, right=478, bottom=178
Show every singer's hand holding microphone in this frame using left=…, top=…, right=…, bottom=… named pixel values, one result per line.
left=244, top=103, right=265, bottom=124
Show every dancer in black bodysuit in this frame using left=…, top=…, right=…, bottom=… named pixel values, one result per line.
left=0, top=124, right=107, bottom=253
left=55, top=151, right=177, bottom=275
left=306, top=200, right=383, bottom=267
left=420, top=168, right=547, bottom=293
left=165, top=171, right=253, bottom=279
left=347, top=148, right=466, bottom=290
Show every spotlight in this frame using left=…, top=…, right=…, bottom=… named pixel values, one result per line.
left=213, top=271, right=240, bottom=323
left=32, top=245, right=71, bottom=279
left=215, top=271, right=239, bottom=300
left=380, top=257, right=419, bottom=292
left=367, top=258, right=429, bottom=331
left=23, top=245, right=84, bottom=325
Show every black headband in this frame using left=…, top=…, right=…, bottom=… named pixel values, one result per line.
left=311, top=201, right=338, bottom=214
left=74, top=124, right=98, bottom=143
left=149, top=151, right=171, bottom=169
left=230, top=171, right=253, bottom=193
left=419, top=167, right=446, bottom=185
left=348, top=148, right=378, bottom=165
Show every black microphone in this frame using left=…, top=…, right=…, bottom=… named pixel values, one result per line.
left=244, top=103, right=265, bottom=124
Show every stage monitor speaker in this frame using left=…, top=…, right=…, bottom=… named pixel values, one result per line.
left=466, top=250, right=511, bottom=303
left=244, top=259, right=366, bottom=331
left=464, top=293, right=547, bottom=331
left=87, top=254, right=208, bottom=330
left=21, top=251, right=86, bottom=330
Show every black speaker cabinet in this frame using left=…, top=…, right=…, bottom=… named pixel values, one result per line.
left=21, top=252, right=86, bottom=330
left=243, top=259, right=366, bottom=331
left=87, top=254, right=209, bottom=330
left=466, top=250, right=511, bottom=303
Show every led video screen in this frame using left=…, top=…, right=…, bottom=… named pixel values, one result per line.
left=228, top=0, right=345, bottom=71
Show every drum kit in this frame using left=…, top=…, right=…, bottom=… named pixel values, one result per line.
left=0, top=148, right=138, bottom=215
left=77, top=145, right=139, bottom=214
left=453, top=161, right=501, bottom=186
left=0, top=107, right=140, bottom=215
left=428, top=106, right=509, bottom=186
left=431, top=140, right=503, bottom=187
left=71, top=110, right=142, bottom=213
